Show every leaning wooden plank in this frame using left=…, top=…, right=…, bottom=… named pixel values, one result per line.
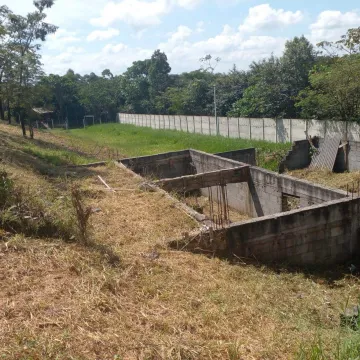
left=154, top=166, right=249, bottom=192
left=97, top=176, right=115, bottom=192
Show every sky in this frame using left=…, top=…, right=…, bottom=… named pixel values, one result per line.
left=3, top=0, right=360, bottom=75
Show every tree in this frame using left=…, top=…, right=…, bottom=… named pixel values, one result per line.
left=148, top=50, right=171, bottom=102
left=199, top=54, right=221, bottom=73
left=318, top=27, right=360, bottom=56
left=229, top=55, right=286, bottom=118
left=5, top=0, right=57, bottom=136
left=281, top=36, right=316, bottom=104
left=296, top=55, right=360, bottom=121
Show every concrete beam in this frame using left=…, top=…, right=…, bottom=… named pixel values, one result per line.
left=155, top=166, right=249, bottom=192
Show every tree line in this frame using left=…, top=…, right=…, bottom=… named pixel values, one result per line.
left=1, top=1, right=360, bottom=134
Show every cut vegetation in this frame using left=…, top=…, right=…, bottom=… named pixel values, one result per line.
left=0, top=123, right=359, bottom=360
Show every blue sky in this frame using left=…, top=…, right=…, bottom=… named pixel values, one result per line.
left=4, top=0, right=360, bottom=75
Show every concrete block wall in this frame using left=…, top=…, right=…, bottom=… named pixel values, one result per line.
left=278, top=140, right=311, bottom=173
left=181, top=196, right=360, bottom=266
left=224, top=196, right=360, bottom=265
left=118, top=113, right=360, bottom=143
left=347, top=141, right=360, bottom=171
left=120, top=150, right=194, bottom=179
left=190, top=150, right=346, bottom=217
left=214, top=148, right=256, bottom=166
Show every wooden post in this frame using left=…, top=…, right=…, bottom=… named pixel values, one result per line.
left=238, top=118, right=240, bottom=138
left=290, top=119, right=292, bottom=143
left=186, top=116, right=189, bottom=132
left=51, top=118, right=54, bottom=129
left=208, top=116, right=211, bottom=136
left=200, top=116, right=203, bottom=134
left=227, top=117, right=230, bottom=137
left=193, top=116, right=195, bottom=133
left=249, top=118, right=252, bottom=140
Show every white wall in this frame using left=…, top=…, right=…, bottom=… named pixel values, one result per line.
left=117, top=113, right=360, bottom=143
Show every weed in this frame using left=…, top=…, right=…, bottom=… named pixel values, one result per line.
left=71, top=185, right=93, bottom=245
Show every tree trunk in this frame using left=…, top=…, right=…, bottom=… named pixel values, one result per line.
left=20, top=115, right=26, bottom=137
left=7, top=99, right=11, bottom=124
left=0, top=99, right=4, bottom=120
left=29, top=122, right=34, bottom=139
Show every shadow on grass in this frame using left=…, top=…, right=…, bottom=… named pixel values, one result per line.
left=0, top=130, right=100, bottom=178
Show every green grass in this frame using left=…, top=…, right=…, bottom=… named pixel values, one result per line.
left=22, top=144, right=96, bottom=166
left=63, top=124, right=291, bottom=171
left=297, top=331, right=360, bottom=360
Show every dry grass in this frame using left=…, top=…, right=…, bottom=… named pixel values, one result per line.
left=0, top=123, right=359, bottom=359
left=288, top=168, right=360, bottom=193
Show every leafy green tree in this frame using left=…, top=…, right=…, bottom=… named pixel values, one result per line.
left=4, top=0, right=57, bottom=136
left=296, top=55, right=360, bottom=121
left=148, top=50, right=171, bottom=101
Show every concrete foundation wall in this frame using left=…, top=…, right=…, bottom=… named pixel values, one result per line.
left=120, top=150, right=194, bottom=179
left=279, top=140, right=311, bottom=173
left=190, top=150, right=346, bottom=217
left=225, top=197, right=360, bottom=265
left=348, top=141, right=360, bottom=171
left=183, top=196, right=360, bottom=266
left=215, top=148, right=256, bottom=166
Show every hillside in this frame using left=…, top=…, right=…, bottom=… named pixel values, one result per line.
left=0, top=123, right=359, bottom=360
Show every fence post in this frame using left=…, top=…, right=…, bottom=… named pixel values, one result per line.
left=51, top=118, right=54, bottom=129
left=208, top=116, right=211, bottom=136
left=237, top=118, right=240, bottom=138
left=346, top=121, right=348, bottom=141
left=227, top=117, right=230, bottom=137
left=262, top=118, right=265, bottom=140
left=290, top=119, right=293, bottom=143
left=186, top=116, right=189, bottom=132
left=324, top=120, right=327, bottom=138
left=200, top=116, right=203, bottom=134
left=249, top=118, right=252, bottom=140
left=193, top=116, right=195, bottom=133
left=275, top=118, right=277, bottom=143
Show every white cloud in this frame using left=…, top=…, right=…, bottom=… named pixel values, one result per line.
left=176, top=0, right=202, bottom=10
left=102, top=43, right=128, bottom=53
left=196, top=21, right=205, bottom=33
left=309, top=10, right=360, bottom=43
left=239, top=4, right=303, bottom=33
left=169, top=25, right=193, bottom=42
left=157, top=22, right=287, bottom=73
left=45, top=29, right=81, bottom=51
left=90, top=0, right=203, bottom=29
left=87, top=28, right=120, bottom=42
left=91, top=0, right=169, bottom=28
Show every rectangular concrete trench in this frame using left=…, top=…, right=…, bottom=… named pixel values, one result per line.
left=119, top=148, right=359, bottom=266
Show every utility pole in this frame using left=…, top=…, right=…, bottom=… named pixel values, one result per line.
left=214, top=85, right=218, bottom=135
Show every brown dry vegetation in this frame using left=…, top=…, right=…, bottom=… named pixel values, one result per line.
left=288, top=168, right=360, bottom=194
left=0, top=123, right=359, bottom=359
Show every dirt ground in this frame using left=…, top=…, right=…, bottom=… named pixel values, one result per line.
left=0, top=123, right=359, bottom=360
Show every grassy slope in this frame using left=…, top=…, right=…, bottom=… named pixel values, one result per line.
left=65, top=123, right=291, bottom=171
left=0, top=123, right=359, bottom=359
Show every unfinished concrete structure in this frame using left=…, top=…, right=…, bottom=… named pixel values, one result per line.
left=119, top=148, right=359, bottom=266
left=279, top=137, right=360, bottom=173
